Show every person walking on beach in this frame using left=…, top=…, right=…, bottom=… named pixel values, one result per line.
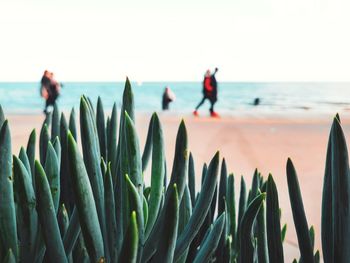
left=40, top=70, right=61, bottom=114
left=162, top=86, right=176, bottom=110
left=193, top=67, right=219, bottom=117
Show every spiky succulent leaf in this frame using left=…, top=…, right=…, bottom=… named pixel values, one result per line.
left=107, top=103, right=118, bottom=176
left=142, top=120, right=188, bottom=261
left=286, top=158, right=314, bottom=263
left=69, top=107, right=77, bottom=141
left=3, top=249, right=15, bottom=263
left=153, top=184, right=179, bottom=263
left=257, top=200, right=269, bottom=263
left=238, top=176, right=247, bottom=227
left=39, top=123, right=50, bottom=165
left=322, top=117, right=350, bottom=262
left=193, top=212, right=226, bottom=263
left=63, top=208, right=81, bottom=256
left=227, top=173, right=236, bottom=249
left=188, top=152, right=196, bottom=207
left=96, top=96, right=107, bottom=160
left=35, top=161, right=67, bottom=263
left=174, top=151, right=219, bottom=261
left=0, top=105, right=5, bottom=128
left=13, top=156, right=37, bottom=262
left=26, top=129, right=36, bottom=183
left=124, top=111, right=143, bottom=195
left=266, top=175, right=284, bottom=263
left=119, top=211, right=138, bottom=263
left=51, top=102, right=60, bottom=142
left=0, top=121, right=18, bottom=261
left=141, top=113, right=154, bottom=172
left=80, top=96, right=108, bottom=258
left=309, top=226, right=315, bottom=251
left=239, top=193, right=265, bottom=263
left=176, top=185, right=192, bottom=263
left=44, top=141, right=60, bottom=214
left=67, top=132, right=104, bottom=262
left=104, top=163, right=118, bottom=262
left=145, top=113, right=165, bottom=239
left=281, top=224, right=287, bottom=243
left=19, top=147, right=31, bottom=177
left=60, top=114, right=74, bottom=214
left=218, top=158, right=228, bottom=215
left=125, top=174, right=144, bottom=262
left=58, top=204, right=69, bottom=238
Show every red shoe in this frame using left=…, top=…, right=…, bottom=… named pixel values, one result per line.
left=193, top=110, right=199, bottom=117
left=211, top=111, right=220, bottom=118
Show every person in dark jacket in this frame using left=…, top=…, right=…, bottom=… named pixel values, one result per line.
left=193, top=67, right=219, bottom=117
left=40, top=70, right=61, bottom=114
left=162, top=86, right=176, bottom=110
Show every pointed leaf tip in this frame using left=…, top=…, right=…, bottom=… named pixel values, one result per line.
left=80, top=96, right=89, bottom=107
left=332, top=116, right=341, bottom=128
left=287, top=158, right=294, bottom=168
left=335, top=113, right=340, bottom=122
left=180, top=118, right=186, bottom=126
left=67, top=130, right=74, bottom=141
left=125, top=77, right=132, bottom=88
left=152, top=112, right=159, bottom=121
left=2, top=119, right=8, bottom=128
left=34, top=160, right=45, bottom=174
left=124, top=110, right=130, bottom=118
left=131, top=211, right=136, bottom=218
left=30, top=128, right=36, bottom=136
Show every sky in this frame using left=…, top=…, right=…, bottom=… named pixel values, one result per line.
left=0, top=0, right=350, bottom=81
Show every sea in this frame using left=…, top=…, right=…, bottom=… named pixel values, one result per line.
left=1, top=82, right=350, bottom=116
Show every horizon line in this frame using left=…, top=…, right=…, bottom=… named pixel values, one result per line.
left=0, top=80, right=350, bottom=84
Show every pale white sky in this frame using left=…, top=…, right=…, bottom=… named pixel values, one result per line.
left=0, top=0, right=349, bottom=81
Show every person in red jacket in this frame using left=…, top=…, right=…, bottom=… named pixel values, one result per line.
left=193, top=68, right=219, bottom=117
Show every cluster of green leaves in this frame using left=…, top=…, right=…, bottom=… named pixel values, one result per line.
left=0, top=80, right=348, bottom=263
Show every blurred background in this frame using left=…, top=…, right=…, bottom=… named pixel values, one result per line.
left=1, top=1, right=350, bottom=259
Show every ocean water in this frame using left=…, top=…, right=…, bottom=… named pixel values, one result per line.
left=0, top=82, right=350, bottom=115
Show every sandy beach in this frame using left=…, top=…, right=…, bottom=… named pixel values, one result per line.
left=6, top=111, right=350, bottom=260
